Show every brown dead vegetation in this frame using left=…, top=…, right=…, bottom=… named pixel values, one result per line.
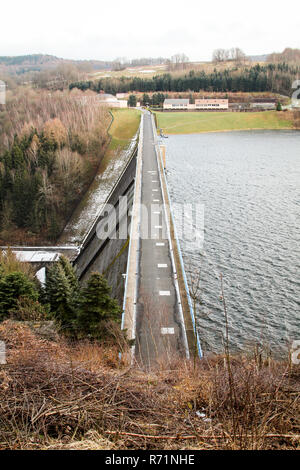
left=0, top=320, right=299, bottom=450
left=0, top=87, right=111, bottom=153
left=293, top=110, right=300, bottom=129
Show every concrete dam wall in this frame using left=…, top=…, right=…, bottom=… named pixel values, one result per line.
left=73, top=143, right=138, bottom=304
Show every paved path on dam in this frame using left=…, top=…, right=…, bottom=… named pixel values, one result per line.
left=135, top=112, right=189, bottom=367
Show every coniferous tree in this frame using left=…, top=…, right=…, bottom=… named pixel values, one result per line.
left=0, top=271, right=38, bottom=320
left=128, top=95, right=137, bottom=107
left=58, top=255, right=79, bottom=293
left=142, top=93, right=151, bottom=106
left=76, top=272, right=121, bottom=340
left=43, top=256, right=80, bottom=332
left=44, top=262, right=74, bottom=330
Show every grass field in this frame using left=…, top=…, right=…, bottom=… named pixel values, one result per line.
left=88, top=60, right=260, bottom=81
left=155, top=111, right=294, bottom=134
left=89, top=64, right=168, bottom=80
left=99, top=108, right=141, bottom=171
left=109, top=108, right=141, bottom=147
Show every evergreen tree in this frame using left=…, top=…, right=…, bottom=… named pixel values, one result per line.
left=43, top=256, right=80, bottom=332
left=142, top=93, right=151, bottom=106
left=0, top=271, right=38, bottom=320
left=11, top=141, right=25, bottom=169
left=77, top=272, right=121, bottom=340
left=58, top=255, right=79, bottom=293
left=128, top=94, right=137, bottom=107
left=44, top=262, right=74, bottom=330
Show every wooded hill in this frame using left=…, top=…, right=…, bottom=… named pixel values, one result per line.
left=267, top=48, right=300, bottom=64
left=0, top=89, right=111, bottom=244
left=0, top=54, right=112, bottom=76
left=70, top=63, right=300, bottom=97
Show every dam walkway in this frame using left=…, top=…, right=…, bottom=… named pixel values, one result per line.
left=123, top=111, right=190, bottom=367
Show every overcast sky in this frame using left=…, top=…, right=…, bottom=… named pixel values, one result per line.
left=1, top=0, right=299, bottom=61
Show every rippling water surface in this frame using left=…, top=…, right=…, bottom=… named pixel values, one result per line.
left=165, top=130, right=300, bottom=355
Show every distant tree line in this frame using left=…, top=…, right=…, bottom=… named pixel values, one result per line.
left=127, top=93, right=166, bottom=107
left=212, top=47, right=246, bottom=64
left=0, top=54, right=55, bottom=66
left=70, top=63, right=300, bottom=96
left=112, top=56, right=168, bottom=71
left=167, top=53, right=190, bottom=71
left=141, top=93, right=166, bottom=106
left=267, top=48, right=300, bottom=64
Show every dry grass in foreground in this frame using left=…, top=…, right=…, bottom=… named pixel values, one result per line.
left=0, top=320, right=299, bottom=450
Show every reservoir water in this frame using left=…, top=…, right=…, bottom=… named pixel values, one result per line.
left=165, top=130, right=300, bottom=356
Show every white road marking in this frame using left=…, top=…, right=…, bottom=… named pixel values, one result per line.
left=155, top=225, right=162, bottom=229
left=159, top=291, right=170, bottom=296
left=156, top=242, right=165, bottom=246
left=153, top=211, right=160, bottom=214
left=153, top=199, right=160, bottom=202
left=158, top=264, right=167, bottom=268
left=161, top=327, right=175, bottom=335
left=152, top=180, right=158, bottom=183
left=152, top=189, right=159, bottom=192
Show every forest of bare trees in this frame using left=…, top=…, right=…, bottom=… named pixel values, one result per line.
left=0, top=88, right=111, bottom=243
left=167, top=53, right=190, bottom=71
left=0, top=87, right=110, bottom=151
left=267, top=47, right=300, bottom=64
left=212, top=47, right=246, bottom=64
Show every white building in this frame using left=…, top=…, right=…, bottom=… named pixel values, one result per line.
left=116, top=93, right=128, bottom=99
left=98, top=94, right=127, bottom=108
left=195, top=99, right=228, bottom=109
left=163, top=98, right=229, bottom=110
left=250, top=102, right=276, bottom=110
left=163, top=99, right=189, bottom=110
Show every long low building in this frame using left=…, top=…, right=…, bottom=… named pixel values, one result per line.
left=250, top=102, right=276, bottom=110
left=195, top=98, right=228, bottom=109
left=163, top=99, right=189, bottom=110
left=163, top=98, right=228, bottom=110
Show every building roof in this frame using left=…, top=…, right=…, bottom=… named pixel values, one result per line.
left=13, top=251, right=61, bottom=263
left=98, top=94, right=118, bottom=102
left=164, top=99, right=189, bottom=105
left=195, top=98, right=228, bottom=103
left=251, top=98, right=277, bottom=103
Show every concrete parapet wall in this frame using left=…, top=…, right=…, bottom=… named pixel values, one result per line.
left=121, top=115, right=144, bottom=357
left=150, top=113, right=202, bottom=358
